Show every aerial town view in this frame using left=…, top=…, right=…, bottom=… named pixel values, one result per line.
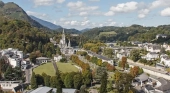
left=0, top=0, right=170, bottom=93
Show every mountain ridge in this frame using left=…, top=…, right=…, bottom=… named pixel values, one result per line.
left=30, top=15, right=62, bottom=30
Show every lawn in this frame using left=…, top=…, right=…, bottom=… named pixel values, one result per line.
left=33, top=62, right=79, bottom=76
left=99, top=31, right=117, bottom=37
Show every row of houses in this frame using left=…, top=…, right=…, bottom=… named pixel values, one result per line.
left=0, top=48, right=30, bottom=70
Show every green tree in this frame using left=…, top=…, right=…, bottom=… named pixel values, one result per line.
left=99, top=71, right=107, bottom=93
left=94, top=67, right=107, bottom=82
left=130, top=49, right=141, bottom=62
left=82, top=70, right=92, bottom=85
left=31, top=72, right=37, bottom=89
left=73, top=74, right=82, bottom=89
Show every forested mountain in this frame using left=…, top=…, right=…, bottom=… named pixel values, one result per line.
left=82, top=25, right=170, bottom=43
left=0, top=16, right=55, bottom=57
left=30, top=15, right=62, bottom=30
left=0, top=1, right=46, bottom=29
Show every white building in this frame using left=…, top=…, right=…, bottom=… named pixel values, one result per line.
left=142, top=52, right=159, bottom=60
left=145, top=44, right=161, bottom=53
left=160, top=54, right=170, bottom=67
left=58, top=29, right=74, bottom=55
left=54, top=55, right=62, bottom=62
left=156, top=34, right=168, bottom=39
left=162, top=43, right=170, bottom=51
left=36, top=57, right=50, bottom=65
left=0, top=81, right=23, bottom=92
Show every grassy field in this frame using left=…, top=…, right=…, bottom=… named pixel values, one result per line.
left=99, top=31, right=117, bottom=37
left=33, top=62, right=79, bottom=76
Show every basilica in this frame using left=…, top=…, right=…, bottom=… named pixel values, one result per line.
left=58, top=29, right=74, bottom=55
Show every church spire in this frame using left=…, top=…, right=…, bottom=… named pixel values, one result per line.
left=68, top=39, right=71, bottom=47
left=63, top=28, right=64, bottom=34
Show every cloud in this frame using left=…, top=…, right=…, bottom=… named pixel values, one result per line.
left=104, top=11, right=114, bottom=16
left=67, top=1, right=99, bottom=16
left=105, top=1, right=138, bottom=16
left=110, top=1, right=138, bottom=13
left=79, top=12, right=88, bottom=16
left=33, top=0, right=65, bottom=7
left=138, top=9, right=149, bottom=18
left=161, top=7, right=170, bottom=17
left=150, top=0, right=170, bottom=9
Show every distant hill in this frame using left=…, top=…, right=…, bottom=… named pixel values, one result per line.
left=30, top=15, right=62, bottom=30
left=54, top=28, right=81, bottom=34
left=0, top=1, right=45, bottom=28
left=80, top=28, right=91, bottom=32
left=82, top=25, right=170, bottom=43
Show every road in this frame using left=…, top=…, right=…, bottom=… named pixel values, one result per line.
left=127, top=59, right=167, bottom=74
left=25, top=65, right=38, bottom=83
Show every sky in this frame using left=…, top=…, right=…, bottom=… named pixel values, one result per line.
left=2, top=0, right=170, bottom=30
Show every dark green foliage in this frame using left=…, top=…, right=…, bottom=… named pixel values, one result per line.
left=4, top=66, right=22, bottom=80
left=94, top=67, right=107, bottom=82
left=0, top=57, right=11, bottom=73
left=99, top=72, right=107, bottom=93
left=82, top=70, right=92, bottom=86
left=31, top=72, right=37, bottom=89
left=64, top=72, right=76, bottom=88
left=74, top=74, right=82, bottom=89
left=56, top=74, right=63, bottom=93
left=130, top=49, right=141, bottom=62
left=0, top=18, right=55, bottom=58
left=60, top=58, right=67, bottom=63
left=35, top=74, right=44, bottom=85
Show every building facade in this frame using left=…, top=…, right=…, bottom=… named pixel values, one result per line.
left=58, top=29, right=74, bottom=55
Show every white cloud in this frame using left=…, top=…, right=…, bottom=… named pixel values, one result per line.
left=67, top=1, right=84, bottom=9
left=67, top=1, right=99, bottom=16
left=104, top=1, right=138, bottom=16
left=33, top=0, right=65, bottom=7
left=81, top=20, right=90, bottom=26
left=161, top=7, right=170, bottom=17
left=79, top=12, right=88, bottom=16
left=104, top=11, right=114, bottom=16
left=150, top=0, right=170, bottom=9
left=138, top=9, right=149, bottom=18
left=110, top=1, right=138, bottom=13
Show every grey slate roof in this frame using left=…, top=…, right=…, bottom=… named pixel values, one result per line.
left=156, top=78, right=170, bottom=92
left=30, top=86, right=77, bottom=93
left=30, top=87, right=52, bottom=93
left=135, top=73, right=149, bottom=81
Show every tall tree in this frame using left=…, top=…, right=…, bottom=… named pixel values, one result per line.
left=130, top=49, right=141, bottom=62
left=122, top=57, right=127, bottom=70
left=74, top=74, right=82, bottom=89
left=99, top=71, right=107, bottom=93
left=31, top=72, right=37, bottom=89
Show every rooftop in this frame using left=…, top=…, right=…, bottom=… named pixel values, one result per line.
left=30, top=87, right=52, bottom=93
